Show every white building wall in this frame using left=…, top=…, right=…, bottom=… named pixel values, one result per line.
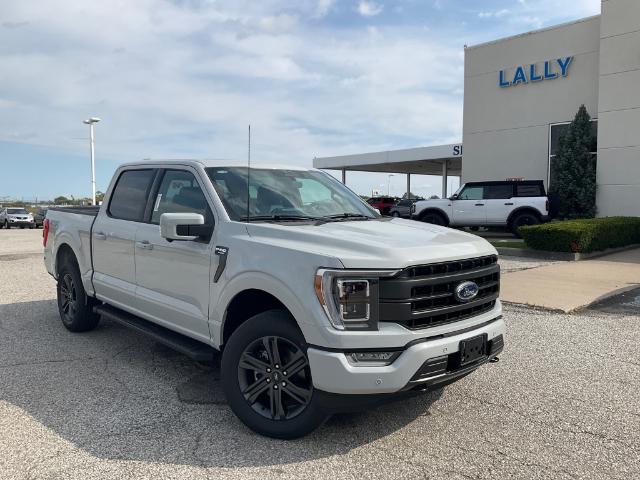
left=596, top=0, right=640, bottom=216
left=462, top=16, right=601, bottom=187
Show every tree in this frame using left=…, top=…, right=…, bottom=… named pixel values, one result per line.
left=95, top=191, right=105, bottom=204
left=402, top=192, right=424, bottom=200
left=54, top=196, right=70, bottom=205
left=549, top=105, right=597, bottom=218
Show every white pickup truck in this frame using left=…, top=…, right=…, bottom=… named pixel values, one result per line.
left=44, top=160, right=504, bottom=438
left=412, top=180, right=549, bottom=236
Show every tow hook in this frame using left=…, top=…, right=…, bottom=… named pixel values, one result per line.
left=489, top=356, right=500, bottom=363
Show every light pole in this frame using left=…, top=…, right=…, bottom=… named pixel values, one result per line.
left=83, top=117, right=101, bottom=205
left=387, top=174, right=395, bottom=196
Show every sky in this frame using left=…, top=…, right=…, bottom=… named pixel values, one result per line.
left=0, top=0, right=601, bottom=201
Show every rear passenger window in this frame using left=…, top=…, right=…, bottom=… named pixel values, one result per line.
left=516, top=184, right=543, bottom=197
left=108, top=169, right=155, bottom=221
left=484, top=185, right=513, bottom=199
left=151, top=170, right=212, bottom=224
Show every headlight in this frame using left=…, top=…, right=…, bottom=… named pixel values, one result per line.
left=314, top=268, right=399, bottom=331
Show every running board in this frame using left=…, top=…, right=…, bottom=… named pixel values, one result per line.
left=93, top=304, right=217, bottom=363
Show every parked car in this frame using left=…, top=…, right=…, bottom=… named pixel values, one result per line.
left=366, top=196, right=398, bottom=215
left=44, top=160, right=504, bottom=439
left=0, top=207, right=35, bottom=229
left=412, top=180, right=549, bottom=237
left=34, top=208, right=48, bottom=228
left=389, top=198, right=422, bottom=218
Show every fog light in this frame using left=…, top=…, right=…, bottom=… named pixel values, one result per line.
left=346, top=351, right=400, bottom=366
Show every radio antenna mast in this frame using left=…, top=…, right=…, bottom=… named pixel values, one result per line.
left=246, top=124, right=251, bottom=222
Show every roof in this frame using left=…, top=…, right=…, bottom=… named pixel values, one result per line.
left=313, top=143, right=462, bottom=175
left=120, top=159, right=311, bottom=171
left=466, top=14, right=600, bottom=51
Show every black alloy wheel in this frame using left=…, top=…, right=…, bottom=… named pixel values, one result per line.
left=511, top=212, right=540, bottom=237
left=421, top=212, right=446, bottom=226
left=59, top=273, right=78, bottom=324
left=221, top=310, right=328, bottom=438
left=237, top=336, right=312, bottom=421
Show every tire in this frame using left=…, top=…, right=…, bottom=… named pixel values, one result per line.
left=510, top=212, right=540, bottom=238
left=420, top=211, right=447, bottom=226
left=221, top=310, right=328, bottom=439
left=19, top=225, right=25, bottom=229
left=469, top=226, right=480, bottom=232
left=4, top=221, right=9, bottom=229
left=29, top=224, right=34, bottom=229
left=391, top=211, right=400, bottom=217
left=56, top=258, right=100, bottom=332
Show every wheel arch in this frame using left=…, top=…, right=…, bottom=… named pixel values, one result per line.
left=417, top=208, right=450, bottom=226
left=507, top=207, right=542, bottom=226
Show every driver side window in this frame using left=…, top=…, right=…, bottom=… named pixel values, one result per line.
left=458, top=186, right=483, bottom=200
left=151, top=170, right=212, bottom=224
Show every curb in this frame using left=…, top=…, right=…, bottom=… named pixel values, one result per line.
left=496, top=244, right=640, bottom=261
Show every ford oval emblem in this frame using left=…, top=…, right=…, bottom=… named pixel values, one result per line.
left=454, top=281, right=479, bottom=302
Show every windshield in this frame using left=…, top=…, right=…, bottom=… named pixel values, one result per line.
left=205, top=167, right=378, bottom=221
left=7, top=208, right=28, bottom=215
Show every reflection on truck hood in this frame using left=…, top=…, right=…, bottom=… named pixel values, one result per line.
left=246, top=218, right=496, bottom=269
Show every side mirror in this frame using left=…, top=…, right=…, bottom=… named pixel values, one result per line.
left=449, top=194, right=458, bottom=201
left=160, top=213, right=211, bottom=241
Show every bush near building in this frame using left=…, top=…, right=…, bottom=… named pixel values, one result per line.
left=519, top=217, right=640, bottom=253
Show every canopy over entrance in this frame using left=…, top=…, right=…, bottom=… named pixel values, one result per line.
left=313, top=143, right=462, bottom=198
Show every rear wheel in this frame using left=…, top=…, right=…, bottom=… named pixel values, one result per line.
left=420, top=211, right=447, bottom=226
left=391, top=211, right=400, bottom=218
left=57, top=259, right=100, bottom=332
left=510, top=212, right=540, bottom=238
left=222, top=310, right=328, bottom=439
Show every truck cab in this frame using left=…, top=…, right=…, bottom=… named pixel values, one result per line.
left=44, top=160, right=505, bottom=438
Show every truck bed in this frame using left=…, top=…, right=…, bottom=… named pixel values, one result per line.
left=48, top=206, right=100, bottom=216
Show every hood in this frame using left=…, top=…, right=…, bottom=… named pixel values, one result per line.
left=246, top=218, right=496, bottom=269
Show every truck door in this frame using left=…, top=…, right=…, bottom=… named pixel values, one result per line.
left=92, top=168, right=157, bottom=308
left=452, top=184, right=486, bottom=225
left=484, top=184, right=516, bottom=224
left=133, top=168, right=214, bottom=343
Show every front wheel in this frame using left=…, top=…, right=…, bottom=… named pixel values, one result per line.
left=510, top=212, right=540, bottom=238
left=221, top=310, right=328, bottom=439
left=391, top=211, right=400, bottom=218
left=420, top=211, right=446, bottom=226
left=4, top=221, right=9, bottom=229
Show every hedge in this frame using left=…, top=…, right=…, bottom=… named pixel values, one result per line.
left=519, top=217, right=640, bottom=253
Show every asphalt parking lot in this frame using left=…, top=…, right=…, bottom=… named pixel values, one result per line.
left=1, top=229, right=639, bottom=479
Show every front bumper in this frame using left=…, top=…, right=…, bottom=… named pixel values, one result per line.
left=8, top=219, right=34, bottom=226
left=308, top=316, right=505, bottom=395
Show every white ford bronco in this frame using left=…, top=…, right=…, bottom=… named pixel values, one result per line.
left=412, top=180, right=549, bottom=236
left=44, top=160, right=504, bottom=438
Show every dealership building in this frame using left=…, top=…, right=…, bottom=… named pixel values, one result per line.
left=315, top=0, right=639, bottom=217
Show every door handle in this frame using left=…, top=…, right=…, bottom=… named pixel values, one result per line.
left=94, top=232, right=107, bottom=240
left=136, top=241, right=154, bottom=250
left=504, top=202, right=514, bottom=206
left=475, top=203, right=485, bottom=206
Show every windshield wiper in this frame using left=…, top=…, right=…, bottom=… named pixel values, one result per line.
left=314, top=213, right=372, bottom=225
left=246, top=214, right=320, bottom=222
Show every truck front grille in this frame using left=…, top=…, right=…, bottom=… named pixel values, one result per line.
left=379, top=255, right=500, bottom=330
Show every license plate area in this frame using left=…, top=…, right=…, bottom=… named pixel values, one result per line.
left=459, top=334, right=488, bottom=366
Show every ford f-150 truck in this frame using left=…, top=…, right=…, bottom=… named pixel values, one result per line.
left=44, top=160, right=504, bottom=438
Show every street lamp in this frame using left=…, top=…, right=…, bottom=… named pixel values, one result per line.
left=387, top=174, right=395, bottom=196
left=83, top=117, right=101, bottom=205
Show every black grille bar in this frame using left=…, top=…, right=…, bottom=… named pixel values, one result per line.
left=379, top=255, right=500, bottom=330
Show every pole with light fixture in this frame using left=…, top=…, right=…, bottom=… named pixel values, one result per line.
left=83, top=117, right=101, bottom=205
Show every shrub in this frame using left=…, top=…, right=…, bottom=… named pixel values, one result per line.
left=519, top=217, right=640, bottom=253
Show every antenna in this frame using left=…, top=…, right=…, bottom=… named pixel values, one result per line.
left=246, top=124, right=251, bottom=222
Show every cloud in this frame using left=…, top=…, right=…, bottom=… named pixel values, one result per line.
left=314, top=0, right=335, bottom=18
left=357, top=1, right=384, bottom=17
left=478, top=9, right=510, bottom=19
